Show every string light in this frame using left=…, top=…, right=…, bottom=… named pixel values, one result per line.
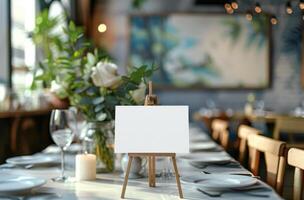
left=286, top=1, right=293, bottom=14
left=227, top=8, right=234, bottom=14
left=98, top=23, right=107, bottom=33
left=231, top=1, right=238, bottom=10
left=299, top=0, right=304, bottom=10
left=246, top=10, right=253, bottom=21
left=270, top=15, right=278, bottom=25
left=224, top=3, right=231, bottom=10
left=254, top=2, right=262, bottom=13
left=223, top=1, right=304, bottom=25
left=224, top=3, right=234, bottom=14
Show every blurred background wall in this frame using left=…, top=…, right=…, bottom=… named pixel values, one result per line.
left=4, top=0, right=304, bottom=114
left=91, top=0, right=304, bottom=114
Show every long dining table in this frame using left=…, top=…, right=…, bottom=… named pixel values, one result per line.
left=0, top=125, right=283, bottom=200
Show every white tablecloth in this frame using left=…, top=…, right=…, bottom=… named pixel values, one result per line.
left=0, top=127, right=283, bottom=200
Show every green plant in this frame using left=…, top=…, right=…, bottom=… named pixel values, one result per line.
left=31, top=10, right=156, bottom=171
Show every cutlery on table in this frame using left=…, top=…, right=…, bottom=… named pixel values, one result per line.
left=191, top=162, right=240, bottom=169
left=201, top=170, right=260, bottom=179
left=197, top=187, right=270, bottom=198
left=197, top=187, right=221, bottom=197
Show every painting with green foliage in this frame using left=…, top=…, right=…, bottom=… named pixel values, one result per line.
left=129, top=14, right=270, bottom=88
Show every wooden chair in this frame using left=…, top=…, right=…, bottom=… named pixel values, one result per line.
left=287, top=148, right=304, bottom=200
left=273, top=117, right=304, bottom=147
left=211, top=119, right=229, bottom=150
left=247, top=134, right=286, bottom=195
left=237, top=125, right=261, bottom=164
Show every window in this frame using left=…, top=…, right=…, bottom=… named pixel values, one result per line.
left=11, top=0, right=36, bottom=92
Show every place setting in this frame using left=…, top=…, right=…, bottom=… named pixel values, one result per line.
left=189, top=141, right=222, bottom=152
left=181, top=173, right=271, bottom=198
left=1, top=154, right=59, bottom=170
left=179, top=151, right=230, bottom=161
left=0, top=174, right=46, bottom=195
left=188, top=157, right=240, bottom=169
left=0, top=172, right=61, bottom=200
left=42, top=143, right=82, bottom=154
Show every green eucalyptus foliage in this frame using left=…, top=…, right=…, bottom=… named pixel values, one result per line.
left=32, top=10, right=156, bottom=121
left=31, top=9, right=156, bottom=171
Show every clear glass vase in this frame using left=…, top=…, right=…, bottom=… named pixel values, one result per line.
left=83, top=121, right=115, bottom=173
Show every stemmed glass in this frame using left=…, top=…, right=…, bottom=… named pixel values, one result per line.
left=50, top=109, right=76, bottom=182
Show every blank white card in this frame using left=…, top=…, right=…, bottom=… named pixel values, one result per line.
left=114, top=106, right=189, bottom=153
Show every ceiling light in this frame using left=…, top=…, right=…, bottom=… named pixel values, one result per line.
left=227, top=8, right=234, bottom=14
left=254, top=2, right=262, bottom=13
left=270, top=15, right=278, bottom=25
left=231, top=1, right=238, bottom=10
left=246, top=11, right=253, bottom=21
left=224, top=3, right=234, bottom=14
left=98, top=24, right=107, bottom=33
left=224, top=3, right=231, bottom=10
left=286, top=1, right=293, bottom=14
left=299, top=0, right=304, bottom=10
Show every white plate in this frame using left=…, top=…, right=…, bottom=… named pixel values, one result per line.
left=179, top=151, right=227, bottom=159
left=190, top=133, right=209, bottom=140
left=43, top=143, right=82, bottom=154
left=182, top=174, right=257, bottom=189
left=0, top=175, right=46, bottom=193
left=189, top=156, right=232, bottom=164
left=6, top=155, right=57, bottom=166
left=190, top=142, right=217, bottom=151
left=197, top=174, right=257, bottom=189
left=180, top=152, right=231, bottom=164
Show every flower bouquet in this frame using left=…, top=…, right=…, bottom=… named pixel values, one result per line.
left=32, top=10, right=156, bottom=171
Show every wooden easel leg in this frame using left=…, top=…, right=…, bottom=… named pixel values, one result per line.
left=171, top=156, right=183, bottom=198
left=121, top=155, right=133, bottom=199
left=152, top=156, right=156, bottom=187
left=148, top=156, right=156, bottom=187
left=148, top=156, right=152, bottom=187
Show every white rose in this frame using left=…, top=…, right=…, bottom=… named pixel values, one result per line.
left=91, top=61, right=121, bottom=89
left=131, top=82, right=146, bottom=104
left=50, top=80, right=67, bottom=98
left=50, top=80, right=61, bottom=93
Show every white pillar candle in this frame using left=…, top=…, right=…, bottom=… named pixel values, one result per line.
left=75, top=153, right=96, bottom=181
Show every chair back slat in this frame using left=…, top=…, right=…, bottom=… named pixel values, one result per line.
left=264, top=153, right=280, bottom=188
left=248, top=147, right=260, bottom=175
left=288, top=148, right=304, bottom=200
left=238, top=125, right=261, bottom=164
left=211, top=119, right=229, bottom=150
left=248, top=134, right=286, bottom=194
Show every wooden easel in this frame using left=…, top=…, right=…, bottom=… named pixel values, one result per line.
left=120, top=81, right=183, bottom=199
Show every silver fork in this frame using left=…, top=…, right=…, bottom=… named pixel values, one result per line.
left=197, top=187, right=270, bottom=198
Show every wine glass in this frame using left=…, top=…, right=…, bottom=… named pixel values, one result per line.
left=50, top=109, right=76, bottom=182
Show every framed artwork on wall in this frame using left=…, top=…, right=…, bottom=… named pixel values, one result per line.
left=128, top=13, right=272, bottom=89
